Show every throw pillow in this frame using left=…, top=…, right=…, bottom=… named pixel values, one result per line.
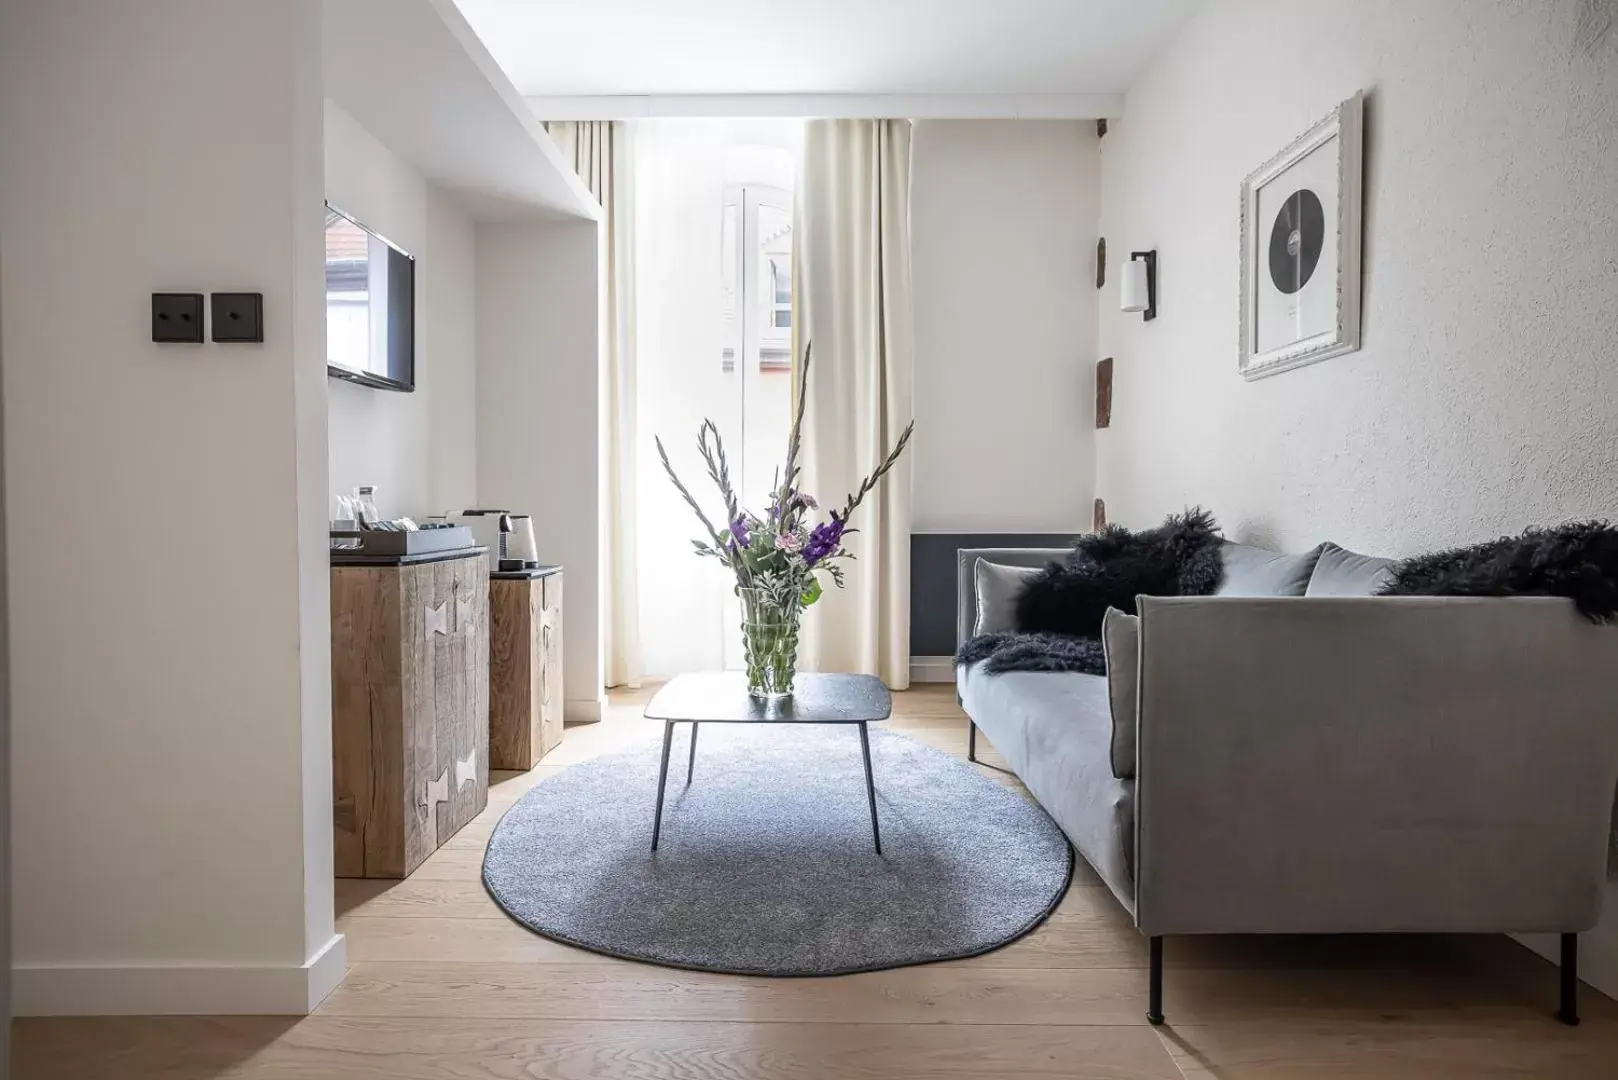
left=1014, top=508, right=1224, bottom=638
left=1216, top=542, right=1327, bottom=597
left=1380, top=520, right=1618, bottom=622
left=1100, top=607, right=1139, bottom=779
left=973, top=559, right=1041, bottom=636
left=1306, top=542, right=1395, bottom=596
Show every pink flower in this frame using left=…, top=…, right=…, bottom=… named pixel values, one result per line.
left=774, top=532, right=803, bottom=553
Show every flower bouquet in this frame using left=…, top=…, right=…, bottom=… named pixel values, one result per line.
left=656, top=344, right=914, bottom=699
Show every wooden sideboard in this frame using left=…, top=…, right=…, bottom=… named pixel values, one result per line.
left=331, top=551, right=490, bottom=878
left=489, top=567, right=563, bottom=771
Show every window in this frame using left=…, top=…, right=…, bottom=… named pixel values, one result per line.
left=721, top=186, right=793, bottom=373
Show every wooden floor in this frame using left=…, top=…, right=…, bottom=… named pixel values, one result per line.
left=15, top=685, right=1618, bottom=1078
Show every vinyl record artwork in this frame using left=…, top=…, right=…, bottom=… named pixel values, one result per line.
left=1239, top=92, right=1365, bottom=379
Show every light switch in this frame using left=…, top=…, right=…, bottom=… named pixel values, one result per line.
left=152, top=293, right=204, bottom=344
left=211, top=292, right=263, bottom=343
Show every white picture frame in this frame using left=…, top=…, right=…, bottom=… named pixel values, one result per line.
left=1239, top=91, right=1364, bottom=380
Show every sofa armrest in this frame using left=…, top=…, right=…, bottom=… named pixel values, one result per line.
left=1134, top=595, right=1618, bottom=938
left=955, top=547, right=1069, bottom=650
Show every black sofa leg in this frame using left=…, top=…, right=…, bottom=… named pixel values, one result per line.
left=1559, top=932, right=1580, bottom=1026
left=1147, top=936, right=1164, bottom=1025
left=968, top=720, right=978, bottom=763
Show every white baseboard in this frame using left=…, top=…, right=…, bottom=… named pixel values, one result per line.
left=14, top=932, right=348, bottom=1016
left=909, top=656, right=956, bottom=684
left=302, top=932, right=349, bottom=1011
left=564, top=696, right=603, bottom=724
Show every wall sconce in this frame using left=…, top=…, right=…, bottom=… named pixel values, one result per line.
left=1120, top=250, right=1157, bottom=321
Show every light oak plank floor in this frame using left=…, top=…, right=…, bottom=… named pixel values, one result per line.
left=15, top=685, right=1618, bottom=1079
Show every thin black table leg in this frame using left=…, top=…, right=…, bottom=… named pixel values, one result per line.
left=686, top=721, right=698, bottom=785
left=651, top=719, right=674, bottom=851
left=1560, top=932, right=1580, bottom=1025
left=859, top=720, right=881, bottom=854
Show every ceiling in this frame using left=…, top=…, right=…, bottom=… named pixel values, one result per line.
left=453, top=0, right=1201, bottom=99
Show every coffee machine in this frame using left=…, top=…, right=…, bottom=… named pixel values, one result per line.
left=449, top=509, right=510, bottom=564
left=503, top=514, right=539, bottom=570
left=449, top=509, right=540, bottom=571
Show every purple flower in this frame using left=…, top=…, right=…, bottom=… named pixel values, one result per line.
left=728, top=517, right=750, bottom=548
left=803, top=515, right=845, bottom=566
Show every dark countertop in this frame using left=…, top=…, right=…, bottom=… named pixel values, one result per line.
left=330, top=546, right=488, bottom=567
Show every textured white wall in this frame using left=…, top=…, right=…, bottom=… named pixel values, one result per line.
left=1097, top=0, right=1618, bottom=998
left=324, top=101, right=478, bottom=521
left=912, top=120, right=1100, bottom=534
left=476, top=223, right=604, bottom=718
left=0, top=0, right=339, bottom=1013
left=1097, top=0, right=1618, bottom=555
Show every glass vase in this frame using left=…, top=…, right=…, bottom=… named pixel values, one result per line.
left=738, top=587, right=801, bottom=700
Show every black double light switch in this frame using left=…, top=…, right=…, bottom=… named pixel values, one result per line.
left=151, top=291, right=265, bottom=344
left=211, top=292, right=264, bottom=343
left=151, top=293, right=205, bottom=343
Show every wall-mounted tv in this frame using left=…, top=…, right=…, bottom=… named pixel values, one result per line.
left=325, top=204, right=415, bottom=392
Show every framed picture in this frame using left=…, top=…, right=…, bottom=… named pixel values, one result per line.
left=1239, top=91, right=1364, bottom=380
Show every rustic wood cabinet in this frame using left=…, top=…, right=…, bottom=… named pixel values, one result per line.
left=489, top=568, right=564, bottom=771
left=331, top=552, right=490, bottom=878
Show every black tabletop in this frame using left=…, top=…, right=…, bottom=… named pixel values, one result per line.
left=644, top=672, right=892, bottom=724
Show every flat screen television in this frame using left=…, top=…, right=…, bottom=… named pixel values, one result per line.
left=325, top=204, right=415, bottom=392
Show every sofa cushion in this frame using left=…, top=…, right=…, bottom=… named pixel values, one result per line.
left=973, top=558, right=1041, bottom=635
left=958, top=665, right=1136, bottom=915
left=1306, top=542, right=1395, bottom=596
left=1101, top=607, right=1139, bottom=779
left=1216, top=542, right=1327, bottom=597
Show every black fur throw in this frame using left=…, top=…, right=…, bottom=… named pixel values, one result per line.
left=1379, top=519, right=1618, bottom=622
left=1014, top=507, right=1224, bottom=639
left=957, top=508, right=1225, bottom=675
left=956, top=631, right=1108, bottom=676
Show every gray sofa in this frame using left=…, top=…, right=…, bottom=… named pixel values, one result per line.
left=956, top=540, right=1618, bottom=1025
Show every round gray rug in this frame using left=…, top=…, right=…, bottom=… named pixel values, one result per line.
left=482, top=724, right=1073, bottom=975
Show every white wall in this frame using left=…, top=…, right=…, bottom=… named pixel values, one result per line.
left=424, top=188, right=480, bottom=513
left=1096, top=0, right=1618, bottom=996
left=912, top=120, right=1100, bottom=534
left=0, top=0, right=341, bottom=1014
left=1096, top=0, right=1618, bottom=554
left=324, top=101, right=478, bottom=520
left=476, top=222, right=604, bottom=719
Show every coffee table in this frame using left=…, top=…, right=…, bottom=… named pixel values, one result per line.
left=644, top=672, right=893, bottom=853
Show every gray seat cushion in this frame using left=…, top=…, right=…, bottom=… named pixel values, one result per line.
left=1100, top=608, right=1139, bottom=779
left=1216, top=541, right=1327, bottom=597
left=958, top=664, right=1136, bottom=914
left=1306, top=542, right=1395, bottom=596
left=973, top=558, right=1041, bottom=635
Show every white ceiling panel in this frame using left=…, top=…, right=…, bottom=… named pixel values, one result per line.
left=455, top=0, right=1201, bottom=98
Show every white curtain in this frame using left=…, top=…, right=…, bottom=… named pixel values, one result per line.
left=629, top=121, right=735, bottom=676
left=793, top=119, right=915, bottom=688
left=547, top=121, right=642, bottom=688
